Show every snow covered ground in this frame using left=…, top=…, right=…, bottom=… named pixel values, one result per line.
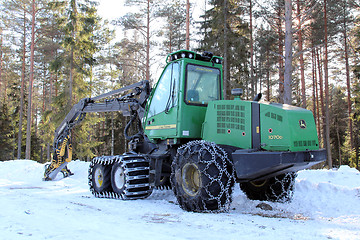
left=0, top=160, right=359, bottom=240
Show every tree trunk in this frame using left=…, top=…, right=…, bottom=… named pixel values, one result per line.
left=250, top=0, right=254, bottom=99
left=18, top=11, right=27, bottom=159
left=324, top=0, right=332, bottom=168
left=312, top=48, right=317, bottom=131
left=47, top=143, right=50, bottom=162
left=336, top=120, right=342, bottom=166
left=356, top=136, right=359, bottom=170
left=266, top=49, right=270, bottom=101
left=146, top=0, right=150, bottom=80
left=69, top=0, right=77, bottom=108
left=25, top=0, right=36, bottom=160
left=297, top=0, right=306, bottom=108
left=277, top=2, right=284, bottom=103
left=186, top=0, right=190, bottom=50
left=312, top=46, right=321, bottom=148
left=316, top=49, right=325, bottom=147
left=0, top=27, right=3, bottom=99
left=283, top=0, right=292, bottom=104
left=223, top=0, right=228, bottom=100
left=169, top=20, right=173, bottom=52
left=69, top=46, right=74, bottom=108
left=343, top=0, right=353, bottom=149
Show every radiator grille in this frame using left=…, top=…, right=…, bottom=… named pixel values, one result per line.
left=216, top=104, right=246, bottom=134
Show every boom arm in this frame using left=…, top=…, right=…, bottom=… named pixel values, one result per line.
left=43, top=80, right=150, bottom=180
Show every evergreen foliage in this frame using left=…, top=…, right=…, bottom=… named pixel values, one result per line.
left=329, top=85, right=348, bottom=166
left=156, top=0, right=187, bottom=53
left=0, top=103, right=14, bottom=160
left=198, top=0, right=249, bottom=97
left=0, top=0, right=359, bottom=170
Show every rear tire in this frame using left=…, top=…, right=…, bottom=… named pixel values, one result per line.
left=110, top=155, right=153, bottom=199
left=240, top=172, right=297, bottom=202
left=91, top=164, right=112, bottom=193
left=171, top=141, right=235, bottom=212
left=111, top=162, right=126, bottom=194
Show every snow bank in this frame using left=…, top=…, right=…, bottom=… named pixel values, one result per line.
left=0, top=160, right=359, bottom=240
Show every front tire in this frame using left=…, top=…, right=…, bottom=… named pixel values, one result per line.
left=171, top=141, right=235, bottom=212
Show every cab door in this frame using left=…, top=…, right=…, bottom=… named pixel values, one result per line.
left=145, top=62, right=180, bottom=140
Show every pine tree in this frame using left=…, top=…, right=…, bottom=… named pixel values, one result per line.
left=41, top=0, right=109, bottom=161
left=350, top=75, right=360, bottom=169
left=198, top=0, right=249, bottom=98
left=0, top=103, right=15, bottom=160
left=255, top=26, right=278, bottom=101
left=156, top=0, right=187, bottom=54
left=117, top=0, right=161, bottom=82
left=329, top=85, right=348, bottom=166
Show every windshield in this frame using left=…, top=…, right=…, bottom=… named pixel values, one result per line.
left=147, top=62, right=179, bottom=118
left=185, top=64, right=221, bottom=105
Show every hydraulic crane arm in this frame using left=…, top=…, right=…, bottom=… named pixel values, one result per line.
left=43, top=80, right=150, bottom=181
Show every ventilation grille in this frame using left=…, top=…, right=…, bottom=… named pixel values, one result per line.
left=293, top=140, right=317, bottom=147
left=216, top=104, right=246, bottom=134
left=265, top=112, right=283, bottom=122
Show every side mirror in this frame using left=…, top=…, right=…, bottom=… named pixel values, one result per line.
left=253, top=93, right=262, bottom=102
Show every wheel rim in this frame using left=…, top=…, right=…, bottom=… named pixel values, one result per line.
left=113, top=166, right=125, bottom=190
left=181, top=163, right=201, bottom=196
left=94, top=168, right=103, bottom=188
left=250, top=179, right=267, bottom=188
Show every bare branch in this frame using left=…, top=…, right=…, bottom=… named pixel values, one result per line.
left=299, top=1, right=320, bottom=26
left=270, top=50, right=284, bottom=59
left=293, top=43, right=324, bottom=59
left=292, top=24, right=310, bottom=35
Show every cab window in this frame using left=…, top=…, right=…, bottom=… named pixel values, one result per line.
left=147, top=62, right=179, bottom=118
left=185, top=64, right=221, bottom=105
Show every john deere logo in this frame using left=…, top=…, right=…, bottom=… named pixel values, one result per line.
left=299, top=120, right=307, bottom=129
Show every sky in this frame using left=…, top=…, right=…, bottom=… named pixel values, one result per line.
left=97, top=0, right=127, bottom=22
left=96, top=0, right=205, bottom=40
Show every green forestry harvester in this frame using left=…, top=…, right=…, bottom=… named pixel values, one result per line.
left=44, top=50, right=326, bottom=212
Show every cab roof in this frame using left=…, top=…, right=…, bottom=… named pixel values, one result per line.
left=166, top=50, right=223, bottom=65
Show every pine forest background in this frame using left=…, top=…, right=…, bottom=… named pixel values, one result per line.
left=0, top=0, right=360, bottom=170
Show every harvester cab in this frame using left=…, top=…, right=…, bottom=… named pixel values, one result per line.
left=144, top=50, right=224, bottom=143
left=44, top=50, right=326, bottom=213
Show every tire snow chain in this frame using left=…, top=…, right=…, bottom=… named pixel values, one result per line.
left=268, top=172, right=297, bottom=202
left=88, top=155, right=153, bottom=200
left=175, top=140, right=236, bottom=212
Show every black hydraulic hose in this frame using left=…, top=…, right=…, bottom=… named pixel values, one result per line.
left=124, top=111, right=144, bottom=141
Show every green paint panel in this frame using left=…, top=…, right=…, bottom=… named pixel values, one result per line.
left=202, top=100, right=252, bottom=148
left=145, top=106, right=178, bottom=139
left=260, top=103, right=319, bottom=151
left=177, top=104, right=208, bottom=138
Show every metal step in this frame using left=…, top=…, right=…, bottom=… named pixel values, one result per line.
left=127, top=175, right=150, bottom=180
left=126, top=183, right=150, bottom=189
left=126, top=166, right=150, bottom=172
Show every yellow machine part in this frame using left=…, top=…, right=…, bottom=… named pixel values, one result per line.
left=44, top=135, right=73, bottom=179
